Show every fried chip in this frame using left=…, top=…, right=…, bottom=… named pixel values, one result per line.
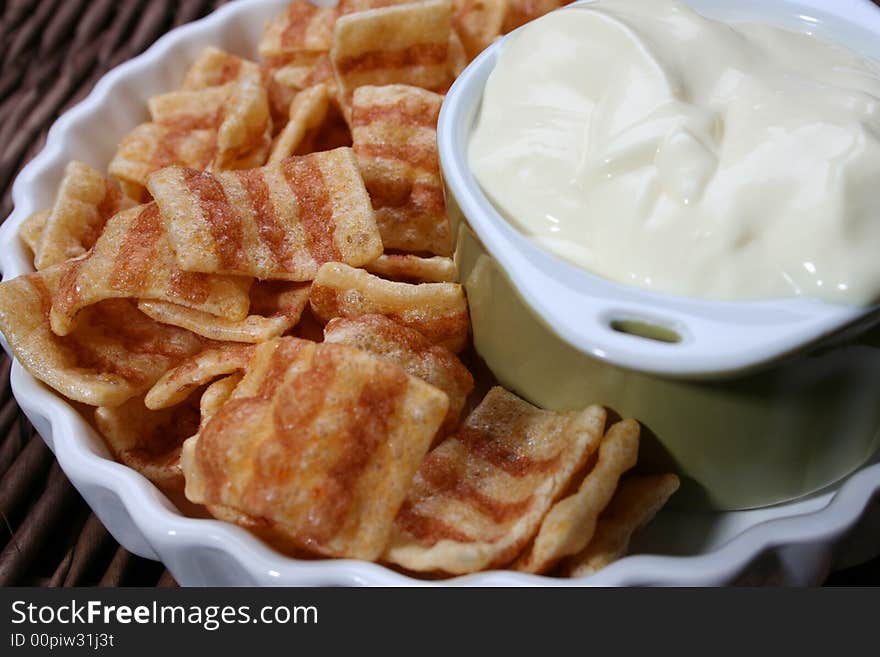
left=139, top=280, right=310, bottom=344
left=35, top=162, right=135, bottom=270
left=351, top=84, right=451, bottom=255
left=258, top=1, right=340, bottom=67
left=108, top=123, right=218, bottom=202
left=268, top=84, right=331, bottom=164
left=365, top=254, right=455, bottom=283
left=330, top=0, right=455, bottom=110
left=310, top=262, right=470, bottom=352
left=564, top=474, right=680, bottom=578
left=95, top=393, right=202, bottom=491
left=0, top=266, right=206, bottom=407
left=324, top=314, right=473, bottom=434
left=181, top=46, right=261, bottom=90
left=48, top=203, right=252, bottom=337
left=19, top=210, right=49, bottom=258
left=147, top=148, right=382, bottom=280
left=453, top=0, right=507, bottom=61
left=266, top=54, right=337, bottom=128
left=145, top=343, right=256, bottom=410
left=148, top=67, right=272, bottom=171
left=198, top=373, right=243, bottom=430
left=181, top=337, right=449, bottom=560
left=513, top=419, right=641, bottom=574
left=383, top=387, right=606, bottom=574
left=502, top=0, right=563, bottom=32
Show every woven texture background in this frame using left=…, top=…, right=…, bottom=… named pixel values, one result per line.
left=0, top=0, right=878, bottom=587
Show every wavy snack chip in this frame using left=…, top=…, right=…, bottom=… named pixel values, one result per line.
left=95, top=393, right=202, bottom=491
left=352, top=84, right=451, bottom=255
left=268, top=84, right=331, bottom=164
left=384, top=387, right=606, bottom=574
left=258, top=1, right=340, bottom=67
left=139, top=280, right=309, bottom=344
left=564, top=474, right=680, bottom=577
left=0, top=266, right=206, bottom=407
left=364, top=254, right=455, bottom=283
left=147, top=148, right=382, bottom=281
left=324, top=314, right=473, bottom=434
left=330, top=0, right=455, bottom=110
left=453, top=0, right=507, bottom=61
left=181, top=337, right=449, bottom=560
left=310, top=262, right=470, bottom=352
left=513, top=419, right=640, bottom=574
left=181, top=46, right=262, bottom=90
left=48, top=203, right=251, bottom=337
left=33, top=161, right=134, bottom=270
left=19, top=210, right=50, bottom=257
left=198, top=373, right=244, bottom=431
left=145, top=343, right=257, bottom=410
left=108, top=123, right=218, bottom=202
left=266, top=54, right=337, bottom=129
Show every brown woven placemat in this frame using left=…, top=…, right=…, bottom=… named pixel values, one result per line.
left=0, top=0, right=878, bottom=587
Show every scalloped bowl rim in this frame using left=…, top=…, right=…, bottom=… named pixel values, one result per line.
left=0, top=0, right=877, bottom=586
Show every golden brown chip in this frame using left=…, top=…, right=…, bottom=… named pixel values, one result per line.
left=310, top=262, right=470, bottom=352
left=513, top=419, right=641, bottom=574
left=383, top=387, right=606, bottom=574
left=108, top=123, right=218, bottom=202
left=258, top=1, right=340, bottom=67
left=266, top=54, right=337, bottom=128
left=352, top=84, right=451, bottom=255
left=268, top=84, right=331, bottom=164
left=145, top=343, right=256, bottom=410
left=563, top=474, right=680, bottom=578
left=453, top=0, right=507, bottom=61
left=198, top=373, right=243, bottom=431
left=30, top=162, right=134, bottom=269
left=138, top=280, right=310, bottom=344
left=181, top=46, right=262, bottom=90
left=447, top=29, right=468, bottom=76
left=0, top=266, right=206, bottom=407
left=330, top=0, right=455, bottom=110
left=338, top=0, right=414, bottom=13
left=48, top=203, right=252, bottom=337
left=148, top=67, right=272, bottom=171
left=181, top=337, right=449, bottom=560
left=365, top=254, right=455, bottom=283
left=19, top=210, right=49, bottom=258
left=324, top=314, right=473, bottom=434
left=502, top=0, right=563, bottom=32
left=147, top=148, right=382, bottom=281
left=95, top=393, right=202, bottom=491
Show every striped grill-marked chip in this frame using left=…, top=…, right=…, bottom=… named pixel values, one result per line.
left=352, top=84, right=451, bottom=255
left=351, top=84, right=450, bottom=255
left=48, top=203, right=253, bottom=337
left=563, top=474, right=680, bottom=578
left=268, top=84, right=331, bottom=164
left=95, top=392, right=202, bottom=492
left=452, top=0, right=507, bottom=61
left=324, top=314, right=473, bottom=436
left=310, top=262, right=470, bottom=352
left=181, top=46, right=262, bottom=91
left=139, top=280, right=311, bottom=344
left=330, top=0, right=455, bottom=110
left=266, top=53, right=337, bottom=129
left=108, top=123, right=218, bottom=202
left=181, top=337, right=449, bottom=560
left=513, top=419, right=641, bottom=574
left=383, top=387, right=606, bottom=574
left=0, top=266, right=206, bottom=408
left=365, top=254, right=455, bottom=283
left=33, top=161, right=135, bottom=270
left=259, top=1, right=340, bottom=67
left=148, top=148, right=382, bottom=281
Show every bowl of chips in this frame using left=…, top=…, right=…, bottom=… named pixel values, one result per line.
left=439, top=0, right=880, bottom=511
left=0, top=0, right=878, bottom=586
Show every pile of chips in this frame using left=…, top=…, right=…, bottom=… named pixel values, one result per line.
left=0, top=0, right=678, bottom=577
